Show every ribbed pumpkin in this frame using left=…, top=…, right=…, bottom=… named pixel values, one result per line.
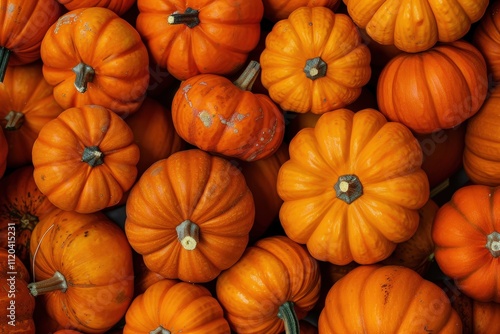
left=473, top=0, right=500, bottom=83
left=451, top=291, right=500, bottom=334
left=56, top=0, right=136, bottom=15
left=262, top=0, right=340, bottom=22
left=277, top=108, right=429, bottom=265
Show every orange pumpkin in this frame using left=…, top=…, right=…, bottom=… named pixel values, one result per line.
left=260, top=6, right=371, bottom=114
left=136, top=0, right=263, bottom=81
left=377, top=40, right=488, bottom=134
left=451, top=291, right=500, bottom=334
left=277, top=108, right=429, bottom=265
left=473, top=0, right=500, bottom=83
left=216, top=235, right=321, bottom=334
left=0, top=61, right=64, bottom=168
left=171, top=61, right=285, bottom=161
left=262, top=0, right=340, bottom=22
left=125, top=149, right=255, bottom=283
left=132, top=251, right=166, bottom=296
left=28, top=209, right=134, bottom=333
left=40, top=7, right=150, bottom=116
left=124, top=280, right=230, bottom=333
left=318, top=265, right=462, bottom=333
left=56, top=0, right=136, bottom=15
left=0, top=128, right=6, bottom=179
left=432, top=185, right=500, bottom=302
left=343, top=0, right=488, bottom=53
left=32, top=105, right=140, bottom=213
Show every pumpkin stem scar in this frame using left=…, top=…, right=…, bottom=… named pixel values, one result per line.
left=81, top=146, right=105, bottom=167
left=233, top=60, right=260, bottom=91
left=277, top=301, right=300, bottom=334
left=335, top=174, right=363, bottom=204
left=176, top=219, right=200, bottom=250
left=150, top=326, right=171, bottom=334
left=3, top=111, right=24, bottom=130
left=486, top=231, right=500, bottom=257
left=0, top=46, right=11, bottom=83
left=72, top=62, right=95, bottom=93
left=304, top=57, right=327, bottom=80
left=167, top=7, right=200, bottom=28
left=20, top=212, right=38, bottom=230
left=27, top=270, right=68, bottom=296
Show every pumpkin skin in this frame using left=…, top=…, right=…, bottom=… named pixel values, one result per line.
left=56, top=0, right=136, bottom=15
left=136, top=0, right=263, bottom=81
left=277, top=108, right=430, bottom=265
left=377, top=40, right=488, bottom=134
left=28, top=209, right=135, bottom=333
left=343, top=0, right=488, bottom=53
left=125, top=149, right=255, bottom=283
left=40, top=7, right=150, bottom=116
left=124, top=280, right=231, bottom=333
left=450, top=291, right=500, bottom=334
left=262, top=0, right=340, bottom=22
left=260, top=6, right=371, bottom=114
left=216, top=235, right=321, bottom=334
left=32, top=105, right=140, bottom=213
left=318, top=265, right=462, bottom=333
left=473, top=0, right=500, bottom=83
left=0, top=61, right=64, bottom=168
left=432, top=185, right=500, bottom=303
left=171, top=61, right=285, bottom=161
left=0, top=128, right=6, bottom=179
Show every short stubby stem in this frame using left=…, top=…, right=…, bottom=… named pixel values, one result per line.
left=167, top=7, right=200, bottom=28
left=304, top=57, right=328, bottom=80
left=3, top=111, right=24, bottom=130
left=176, top=219, right=200, bottom=251
left=27, top=271, right=68, bottom=297
left=82, top=146, right=105, bottom=167
left=150, top=326, right=171, bottom=334
left=277, top=301, right=300, bottom=334
left=334, top=174, right=363, bottom=204
left=72, top=62, right=95, bottom=93
left=486, top=231, right=500, bottom=257
left=20, top=213, right=38, bottom=230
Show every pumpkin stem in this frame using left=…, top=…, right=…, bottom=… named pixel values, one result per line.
left=167, top=7, right=200, bottom=28
left=72, top=62, right=95, bottom=93
left=277, top=301, right=300, bottom=334
left=150, top=326, right=171, bottom=334
left=81, top=146, right=105, bottom=167
left=176, top=219, right=199, bottom=251
left=0, top=46, right=11, bottom=83
left=3, top=111, right=24, bottom=130
left=233, top=60, right=260, bottom=91
left=304, top=57, right=328, bottom=80
left=335, top=174, right=363, bottom=204
left=27, top=271, right=68, bottom=297
left=486, top=231, right=500, bottom=257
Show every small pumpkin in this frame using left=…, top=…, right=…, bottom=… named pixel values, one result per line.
left=32, top=105, right=140, bottom=213
left=450, top=291, right=500, bottom=334
left=473, top=0, right=500, bottom=83
left=262, top=0, right=340, bottom=22
left=56, top=0, right=136, bottom=15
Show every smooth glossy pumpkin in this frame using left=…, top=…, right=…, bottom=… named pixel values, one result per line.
left=124, top=280, right=230, bottom=333
left=377, top=40, right=488, bottom=134
left=343, top=0, right=488, bottom=53
left=263, top=0, right=340, bottom=22
left=136, top=0, right=263, bottom=81
left=125, top=149, right=255, bottom=283
left=216, top=235, right=321, bottom=334
left=260, top=6, right=371, bottom=114
left=171, top=61, right=285, bottom=161
left=40, top=7, right=150, bottom=116
left=0, top=128, right=6, bottom=179
left=0, top=61, right=64, bottom=168
left=473, top=0, right=500, bottom=83
left=318, top=265, right=462, bottom=333
left=28, top=209, right=134, bottom=333
left=32, top=105, right=140, bottom=213
left=277, top=108, right=429, bottom=265
left=432, top=185, right=500, bottom=302
left=56, top=0, right=136, bottom=15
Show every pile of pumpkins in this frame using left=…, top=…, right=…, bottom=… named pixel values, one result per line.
left=2, top=0, right=500, bottom=333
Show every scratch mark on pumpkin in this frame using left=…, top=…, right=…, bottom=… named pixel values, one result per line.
left=54, top=13, right=80, bottom=34
left=218, top=112, right=248, bottom=133
left=182, top=84, right=193, bottom=108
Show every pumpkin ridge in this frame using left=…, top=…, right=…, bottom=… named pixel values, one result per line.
left=447, top=195, right=491, bottom=237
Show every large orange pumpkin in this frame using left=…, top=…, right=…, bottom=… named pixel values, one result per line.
left=473, top=0, right=500, bottom=83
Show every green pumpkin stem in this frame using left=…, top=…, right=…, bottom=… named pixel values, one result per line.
left=486, top=231, right=500, bottom=257
left=3, top=111, right=24, bottom=130
left=150, top=326, right=171, bottom=334
left=167, top=7, right=200, bottom=28
left=0, top=46, right=11, bottom=83
left=233, top=60, right=260, bottom=91
left=277, top=301, right=300, bottom=334
left=304, top=57, right=328, bottom=80
left=81, top=146, right=105, bottom=167
left=335, top=174, right=363, bottom=204
left=72, top=62, right=95, bottom=93
left=176, top=219, right=199, bottom=251
left=27, top=271, right=68, bottom=297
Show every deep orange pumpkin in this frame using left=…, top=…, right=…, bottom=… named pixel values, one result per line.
left=262, top=0, right=340, bottom=22
left=473, top=0, right=500, bottom=83
left=451, top=291, right=500, bottom=334
left=56, top=0, right=136, bottom=15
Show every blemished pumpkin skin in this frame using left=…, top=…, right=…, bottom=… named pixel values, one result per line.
left=377, top=40, right=488, bottom=134
left=0, top=0, right=62, bottom=83
left=124, top=280, right=231, bottom=334
left=0, top=61, right=64, bottom=169
left=343, top=0, right=488, bottom=53
left=262, top=0, right=340, bottom=22
left=473, top=0, right=500, bottom=83
left=136, top=0, right=263, bottom=81
left=216, top=235, right=321, bottom=334
left=28, top=209, right=135, bottom=333
left=277, top=108, right=430, bottom=265
left=0, top=248, right=35, bottom=333
left=40, top=7, right=150, bottom=116
left=318, top=265, right=462, bottom=333
left=260, top=6, right=372, bottom=114
left=171, top=61, right=285, bottom=162
left=0, top=128, right=6, bottom=179
left=32, top=105, right=140, bottom=213
left=56, top=0, right=136, bottom=15
left=125, top=149, right=255, bottom=283
left=432, top=185, right=500, bottom=303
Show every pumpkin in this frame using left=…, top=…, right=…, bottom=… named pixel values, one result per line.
left=125, top=149, right=255, bottom=283
left=262, top=0, right=340, bottom=22
left=0, top=248, right=35, bottom=333
left=171, top=60, right=285, bottom=162
left=377, top=40, right=488, bottom=134
left=277, top=108, right=429, bottom=265
left=318, top=265, right=462, bottom=333
left=343, top=0, right=488, bottom=53
left=216, top=235, right=321, bottom=334
left=32, top=105, right=140, bottom=213
left=463, top=85, right=500, bottom=186
left=132, top=251, right=166, bottom=296
left=0, top=61, right=64, bottom=168
left=473, top=0, right=500, bottom=83
left=0, top=0, right=62, bottom=82
left=0, top=165, right=57, bottom=270
left=259, top=6, right=371, bottom=114
left=432, top=184, right=500, bottom=303
left=136, top=0, right=263, bottom=81
left=40, top=7, right=150, bottom=116
left=53, top=331, right=84, bottom=334
left=56, top=0, right=136, bottom=15
left=450, top=291, right=500, bottom=334
left=28, top=209, right=135, bottom=333
left=124, top=280, right=230, bottom=333
left=0, top=128, right=6, bottom=179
